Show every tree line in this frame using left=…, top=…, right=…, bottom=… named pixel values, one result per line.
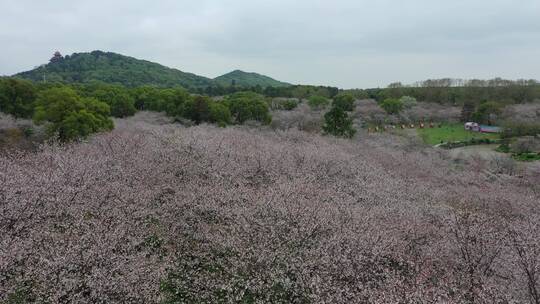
left=360, top=82, right=540, bottom=105
left=0, top=78, right=272, bottom=141
left=197, top=83, right=340, bottom=99
left=3, top=76, right=539, bottom=142
left=390, top=77, right=538, bottom=88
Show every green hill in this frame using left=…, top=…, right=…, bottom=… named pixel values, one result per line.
left=214, top=70, right=290, bottom=88
left=14, top=51, right=213, bottom=89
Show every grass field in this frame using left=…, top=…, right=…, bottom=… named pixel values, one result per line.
left=418, top=123, right=500, bottom=145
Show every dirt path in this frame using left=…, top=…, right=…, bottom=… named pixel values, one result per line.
left=448, top=144, right=540, bottom=179
left=448, top=144, right=505, bottom=160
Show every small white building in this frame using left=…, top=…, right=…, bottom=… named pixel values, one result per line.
left=464, top=122, right=480, bottom=132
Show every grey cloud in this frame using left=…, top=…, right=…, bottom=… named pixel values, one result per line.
left=1, top=0, right=539, bottom=88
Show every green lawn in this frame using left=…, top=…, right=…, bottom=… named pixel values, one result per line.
left=418, top=124, right=500, bottom=145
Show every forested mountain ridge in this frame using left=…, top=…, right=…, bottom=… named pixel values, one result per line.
left=214, top=70, right=290, bottom=88
left=14, top=51, right=213, bottom=89
left=13, top=51, right=292, bottom=90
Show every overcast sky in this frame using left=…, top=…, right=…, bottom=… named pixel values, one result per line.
left=1, top=0, right=539, bottom=88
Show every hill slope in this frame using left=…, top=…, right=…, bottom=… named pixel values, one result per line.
left=14, top=51, right=213, bottom=89
left=14, top=51, right=293, bottom=89
left=214, top=70, right=290, bottom=87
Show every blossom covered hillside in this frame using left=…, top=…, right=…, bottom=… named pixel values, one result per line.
left=1, top=113, right=539, bottom=303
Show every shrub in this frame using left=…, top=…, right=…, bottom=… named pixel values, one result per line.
left=500, top=103, right=540, bottom=124
left=270, top=103, right=323, bottom=133
left=511, top=137, right=539, bottom=154
left=489, top=155, right=517, bottom=175
left=438, top=138, right=502, bottom=149
left=502, top=121, right=540, bottom=138
left=513, top=152, right=540, bottom=162
left=308, top=95, right=330, bottom=110
left=281, top=99, right=299, bottom=110
left=380, top=98, right=404, bottom=114
left=495, top=143, right=511, bottom=153
left=400, top=96, right=417, bottom=109
left=269, top=98, right=299, bottom=111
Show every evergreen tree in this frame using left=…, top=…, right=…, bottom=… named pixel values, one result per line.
left=323, top=106, right=356, bottom=138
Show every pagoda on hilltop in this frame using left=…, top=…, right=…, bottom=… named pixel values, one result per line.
left=49, top=51, right=63, bottom=63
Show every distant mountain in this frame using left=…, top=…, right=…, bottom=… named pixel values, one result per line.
left=14, top=51, right=213, bottom=89
left=214, top=70, right=290, bottom=88
left=13, top=51, right=292, bottom=89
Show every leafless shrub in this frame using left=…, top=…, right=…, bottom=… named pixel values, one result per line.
left=270, top=103, right=323, bottom=133
left=113, top=111, right=174, bottom=128
left=354, top=100, right=460, bottom=124
left=0, top=113, right=45, bottom=152
left=446, top=211, right=506, bottom=303
left=400, top=102, right=461, bottom=123
left=268, top=97, right=300, bottom=110
left=0, top=113, right=34, bottom=130
left=353, top=99, right=386, bottom=122
left=506, top=216, right=540, bottom=304
left=512, top=136, right=540, bottom=154
left=501, top=102, right=540, bottom=124
left=489, top=155, right=518, bottom=175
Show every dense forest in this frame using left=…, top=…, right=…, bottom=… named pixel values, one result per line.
left=15, top=51, right=213, bottom=89
left=0, top=78, right=281, bottom=141
left=14, top=51, right=291, bottom=90
left=341, top=78, right=540, bottom=104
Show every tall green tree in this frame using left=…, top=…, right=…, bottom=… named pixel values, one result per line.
left=332, top=93, right=355, bottom=111
left=209, top=102, right=232, bottom=126
left=131, top=86, right=163, bottom=111
left=400, top=96, right=418, bottom=109
left=461, top=101, right=476, bottom=122
left=0, top=78, right=37, bottom=118
left=380, top=98, right=404, bottom=114
left=323, top=106, right=356, bottom=138
left=472, top=101, right=502, bottom=124
left=33, top=87, right=113, bottom=141
left=225, top=92, right=271, bottom=124
left=84, top=84, right=136, bottom=118
left=181, top=95, right=211, bottom=124
left=161, top=87, right=190, bottom=116
left=308, top=95, right=330, bottom=110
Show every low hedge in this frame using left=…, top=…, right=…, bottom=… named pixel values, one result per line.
left=512, top=152, right=540, bottom=162
left=438, top=138, right=503, bottom=149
